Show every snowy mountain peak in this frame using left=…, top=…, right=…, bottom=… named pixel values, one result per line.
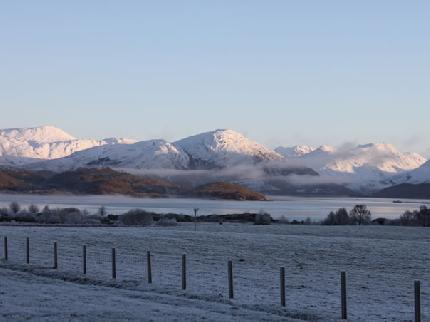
left=0, top=125, right=76, bottom=143
left=0, top=125, right=135, bottom=164
left=175, top=129, right=282, bottom=169
left=323, top=143, right=426, bottom=175
left=275, top=144, right=336, bottom=158
left=31, top=139, right=190, bottom=171
left=275, top=145, right=316, bottom=158
left=274, top=141, right=426, bottom=190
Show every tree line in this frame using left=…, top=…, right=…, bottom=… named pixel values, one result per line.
left=2, top=201, right=430, bottom=227
left=322, top=205, right=372, bottom=225
left=322, top=204, right=430, bottom=227
left=0, top=202, right=274, bottom=226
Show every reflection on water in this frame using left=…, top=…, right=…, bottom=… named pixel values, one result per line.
left=0, top=193, right=428, bottom=220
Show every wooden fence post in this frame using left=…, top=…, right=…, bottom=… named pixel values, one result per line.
left=26, top=237, right=30, bottom=264
left=280, top=267, right=286, bottom=307
left=228, top=260, right=234, bottom=299
left=415, top=280, right=421, bottom=322
left=182, top=254, right=187, bottom=290
left=112, top=248, right=116, bottom=279
left=147, top=251, right=152, bottom=284
left=341, top=272, right=347, bottom=320
left=53, top=242, right=58, bottom=269
left=3, top=236, right=7, bottom=261
left=83, top=245, right=87, bottom=275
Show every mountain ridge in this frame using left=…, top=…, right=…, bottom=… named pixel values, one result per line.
left=0, top=125, right=135, bottom=163
left=175, top=129, right=283, bottom=169
left=0, top=125, right=428, bottom=195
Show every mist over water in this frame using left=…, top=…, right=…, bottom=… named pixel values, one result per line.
left=0, top=193, right=428, bottom=220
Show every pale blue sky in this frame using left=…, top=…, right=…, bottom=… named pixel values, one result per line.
left=0, top=1, right=429, bottom=155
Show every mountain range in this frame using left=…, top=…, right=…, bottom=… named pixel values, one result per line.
left=0, top=125, right=429, bottom=197
left=0, top=126, right=135, bottom=166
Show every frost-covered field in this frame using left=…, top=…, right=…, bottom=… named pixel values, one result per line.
left=0, top=223, right=429, bottom=321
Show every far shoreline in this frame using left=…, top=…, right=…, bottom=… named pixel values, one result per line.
left=0, top=193, right=429, bottom=221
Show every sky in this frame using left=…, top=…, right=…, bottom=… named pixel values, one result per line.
left=0, top=1, right=429, bottom=155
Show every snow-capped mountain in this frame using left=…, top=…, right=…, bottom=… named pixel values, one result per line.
left=175, top=129, right=283, bottom=169
left=1, top=126, right=428, bottom=193
left=275, top=145, right=316, bottom=158
left=0, top=125, right=76, bottom=143
left=0, top=125, right=134, bottom=165
left=386, top=160, right=430, bottom=185
left=275, top=142, right=427, bottom=189
left=31, top=139, right=190, bottom=171
left=322, top=143, right=425, bottom=175
left=29, top=129, right=284, bottom=171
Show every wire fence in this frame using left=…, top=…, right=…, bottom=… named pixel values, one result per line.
left=3, top=236, right=171, bottom=282
left=0, top=233, right=426, bottom=322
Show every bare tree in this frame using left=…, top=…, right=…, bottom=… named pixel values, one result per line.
left=28, top=204, right=39, bottom=214
left=322, top=208, right=350, bottom=225
left=98, top=206, right=106, bottom=217
left=350, top=205, right=371, bottom=225
left=120, top=209, right=154, bottom=226
left=401, top=206, right=430, bottom=227
left=9, top=202, right=20, bottom=214
left=42, top=205, right=51, bottom=215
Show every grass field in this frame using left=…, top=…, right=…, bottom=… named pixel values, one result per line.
left=0, top=223, right=429, bottom=321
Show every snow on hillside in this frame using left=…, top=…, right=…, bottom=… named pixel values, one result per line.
left=317, top=144, right=426, bottom=190
left=275, top=145, right=316, bottom=158
left=275, top=142, right=427, bottom=189
left=1, top=126, right=428, bottom=190
left=0, top=126, right=134, bottom=164
left=30, top=140, right=190, bottom=171
left=276, top=145, right=336, bottom=162
left=2, top=127, right=283, bottom=171
left=175, top=129, right=283, bottom=169
left=387, top=160, right=430, bottom=185
left=321, top=143, right=426, bottom=179
left=0, top=125, right=76, bottom=143
left=33, top=129, right=284, bottom=172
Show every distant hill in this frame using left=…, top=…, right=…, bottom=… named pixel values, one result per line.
left=0, top=167, right=267, bottom=200
left=0, top=170, right=26, bottom=190
left=46, top=168, right=179, bottom=195
left=375, top=183, right=430, bottom=199
left=0, top=168, right=179, bottom=196
left=194, top=182, right=267, bottom=201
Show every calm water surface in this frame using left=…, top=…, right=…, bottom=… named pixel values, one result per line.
left=0, top=193, right=428, bottom=220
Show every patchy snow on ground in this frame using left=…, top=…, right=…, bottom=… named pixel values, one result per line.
left=0, top=223, right=428, bottom=321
